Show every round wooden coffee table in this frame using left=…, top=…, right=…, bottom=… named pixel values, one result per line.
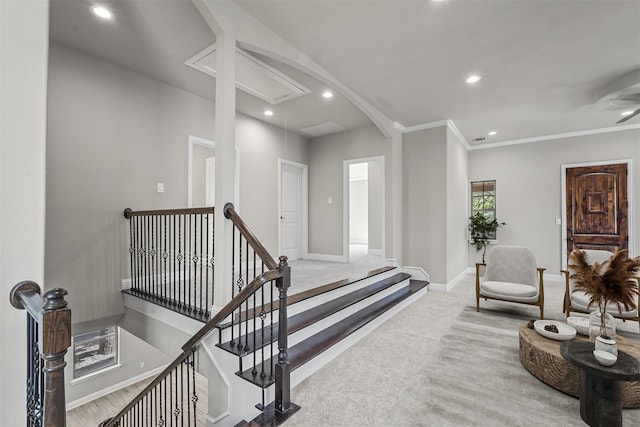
left=519, top=322, right=640, bottom=408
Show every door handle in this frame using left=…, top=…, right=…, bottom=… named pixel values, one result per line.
left=280, top=216, right=285, bottom=220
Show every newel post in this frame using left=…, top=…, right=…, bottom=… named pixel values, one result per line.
left=275, top=255, right=292, bottom=414
left=41, top=288, right=71, bottom=427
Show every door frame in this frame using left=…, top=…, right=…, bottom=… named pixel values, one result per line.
left=187, top=135, right=239, bottom=209
left=560, top=158, right=634, bottom=269
left=278, top=158, right=308, bottom=259
left=343, top=156, right=386, bottom=262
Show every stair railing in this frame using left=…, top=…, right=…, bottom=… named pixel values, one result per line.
left=105, top=203, right=294, bottom=425
left=9, top=282, right=71, bottom=427
left=123, top=207, right=215, bottom=321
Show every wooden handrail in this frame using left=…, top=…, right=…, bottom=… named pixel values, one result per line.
left=102, top=268, right=283, bottom=427
left=224, top=203, right=277, bottom=270
left=123, top=206, right=214, bottom=219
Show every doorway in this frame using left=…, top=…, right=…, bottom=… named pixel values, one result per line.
left=278, top=159, right=308, bottom=260
left=343, top=157, right=385, bottom=262
left=562, top=160, right=633, bottom=268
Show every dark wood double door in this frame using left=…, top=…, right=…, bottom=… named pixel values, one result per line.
left=566, top=163, right=629, bottom=256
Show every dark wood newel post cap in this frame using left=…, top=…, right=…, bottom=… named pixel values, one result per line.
left=223, top=202, right=235, bottom=218
left=123, top=208, right=132, bottom=219
left=9, top=280, right=41, bottom=309
left=279, top=255, right=289, bottom=266
left=43, top=288, right=69, bottom=311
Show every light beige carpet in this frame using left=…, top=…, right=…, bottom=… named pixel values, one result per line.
left=285, top=274, right=640, bottom=426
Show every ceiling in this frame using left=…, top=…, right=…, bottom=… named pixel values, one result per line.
left=50, top=0, right=640, bottom=145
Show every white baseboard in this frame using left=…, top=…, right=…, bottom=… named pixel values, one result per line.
left=307, top=253, right=347, bottom=263
left=66, top=364, right=167, bottom=410
left=385, top=258, right=399, bottom=268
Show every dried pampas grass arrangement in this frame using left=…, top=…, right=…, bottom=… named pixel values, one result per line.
left=569, top=249, right=640, bottom=315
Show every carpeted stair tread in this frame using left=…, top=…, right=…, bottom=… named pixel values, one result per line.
left=236, top=279, right=428, bottom=388
left=218, top=273, right=411, bottom=356
left=218, top=266, right=397, bottom=329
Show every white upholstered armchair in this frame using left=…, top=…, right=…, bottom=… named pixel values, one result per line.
left=475, top=246, right=546, bottom=318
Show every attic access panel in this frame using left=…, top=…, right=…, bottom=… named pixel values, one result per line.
left=186, top=45, right=311, bottom=105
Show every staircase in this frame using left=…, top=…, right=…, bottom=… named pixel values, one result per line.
left=110, top=204, right=429, bottom=427
left=216, top=267, right=428, bottom=426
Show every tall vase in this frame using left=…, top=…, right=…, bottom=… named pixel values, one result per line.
left=588, top=310, right=616, bottom=342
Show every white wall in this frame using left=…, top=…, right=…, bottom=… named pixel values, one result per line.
left=468, top=129, right=640, bottom=273
left=349, top=177, right=368, bottom=244
left=0, top=1, right=49, bottom=425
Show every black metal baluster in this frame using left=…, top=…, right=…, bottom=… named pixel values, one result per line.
left=163, top=215, right=168, bottom=304
left=199, top=213, right=204, bottom=317
left=244, top=240, right=250, bottom=352
left=144, top=215, right=149, bottom=296
left=191, top=351, right=198, bottom=426
left=205, top=212, right=210, bottom=316
left=151, top=215, right=157, bottom=301
left=188, top=214, right=193, bottom=313
left=186, top=358, right=191, bottom=426
left=210, top=213, right=215, bottom=311
left=230, top=226, right=236, bottom=347
left=270, top=280, right=275, bottom=382
left=173, top=214, right=177, bottom=307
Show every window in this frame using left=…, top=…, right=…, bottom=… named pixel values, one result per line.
left=471, top=180, right=497, bottom=238
left=73, top=326, right=119, bottom=379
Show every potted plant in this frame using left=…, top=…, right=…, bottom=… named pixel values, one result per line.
left=468, top=212, right=506, bottom=263
left=569, top=249, right=640, bottom=341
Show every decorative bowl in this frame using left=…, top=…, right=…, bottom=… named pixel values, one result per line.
left=593, top=350, right=617, bottom=366
left=534, top=320, right=576, bottom=341
left=567, top=316, right=590, bottom=336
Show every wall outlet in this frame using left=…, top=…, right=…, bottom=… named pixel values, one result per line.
left=140, top=361, right=145, bottom=368
left=555, top=218, right=562, bottom=225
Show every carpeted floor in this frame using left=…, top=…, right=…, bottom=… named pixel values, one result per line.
left=285, top=273, right=640, bottom=426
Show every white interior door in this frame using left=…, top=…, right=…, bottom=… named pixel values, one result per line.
left=280, top=162, right=304, bottom=260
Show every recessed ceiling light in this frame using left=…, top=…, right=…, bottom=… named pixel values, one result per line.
left=488, top=131, right=497, bottom=136
left=91, top=5, right=114, bottom=20
left=465, top=75, right=482, bottom=84
left=264, top=110, right=274, bottom=116
left=322, top=91, right=334, bottom=99
left=621, top=110, right=634, bottom=117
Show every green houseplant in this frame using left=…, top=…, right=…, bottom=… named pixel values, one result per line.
left=468, top=212, right=506, bottom=263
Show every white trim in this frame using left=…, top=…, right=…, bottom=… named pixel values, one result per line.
left=306, top=252, right=347, bottom=263
left=123, top=293, right=204, bottom=336
left=401, top=119, right=448, bottom=133
left=429, top=269, right=468, bottom=292
left=560, top=159, right=634, bottom=269
left=445, top=119, right=471, bottom=150
left=188, top=135, right=215, bottom=208
left=66, top=364, right=167, bottom=410
left=398, top=119, right=640, bottom=152
left=187, top=135, right=240, bottom=209
left=401, top=266, right=430, bottom=282
left=343, top=156, right=386, bottom=263
left=70, top=363, right=122, bottom=385
left=278, top=159, right=309, bottom=260
left=468, top=124, right=640, bottom=151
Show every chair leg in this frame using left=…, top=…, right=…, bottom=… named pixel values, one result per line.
left=540, top=304, right=544, bottom=320
left=476, top=294, right=480, bottom=312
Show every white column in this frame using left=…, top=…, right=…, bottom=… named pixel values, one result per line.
left=391, top=128, right=404, bottom=265
left=212, top=28, right=237, bottom=309
left=0, top=1, right=49, bottom=425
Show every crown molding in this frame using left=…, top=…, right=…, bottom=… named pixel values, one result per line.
left=468, top=123, right=640, bottom=150
left=397, top=118, right=640, bottom=151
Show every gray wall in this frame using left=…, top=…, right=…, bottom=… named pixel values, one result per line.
left=368, top=161, right=383, bottom=251
left=308, top=125, right=391, bottom=256
left=446, top=128, right=469, bottom=282
left=46, top=42, right=309, bottom=325
left=65, top=321, right=172, bottom=404
left=403, top=127, right=447, bottom=282
left=468, top=129, right=640, bottom=273
left=46, top=42, right=215, bottom=324
left=235, top=114, right=309, bottom=257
